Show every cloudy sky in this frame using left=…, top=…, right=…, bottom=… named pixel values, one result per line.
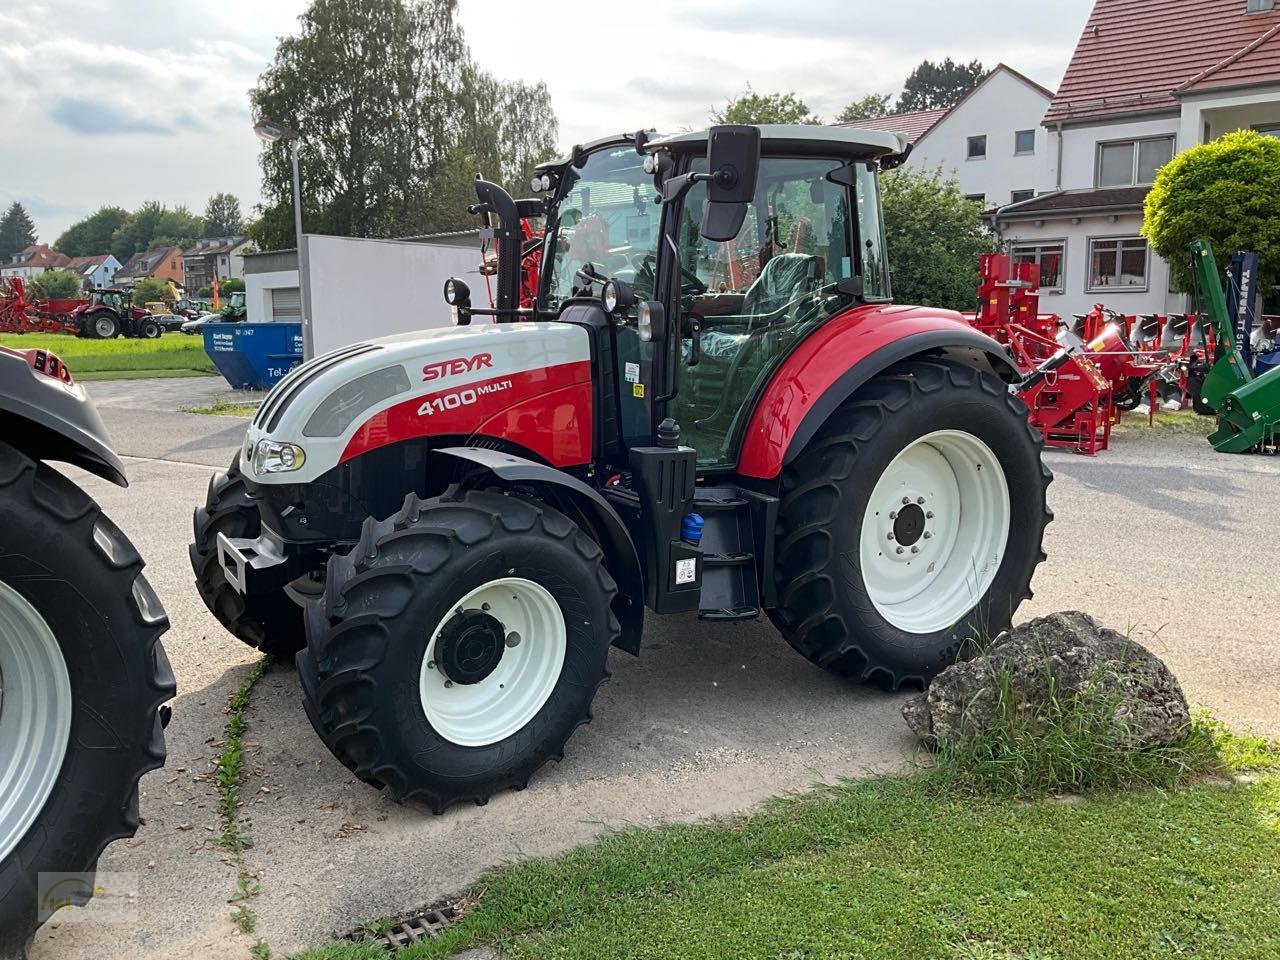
left=1, top=1, right=1093, bottom=244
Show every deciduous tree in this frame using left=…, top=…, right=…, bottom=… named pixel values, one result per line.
left=203, top=193, right=245, bottom=237
left=712, top=87, right=821, bottom=125
left=29, top=268, right=83, bottom=300
left=131, top=277, right=170, bottom=307
left=880, top=167, right=995, bottom=310
left=0, top=202, right=37, bottom=263
left=110, top=203, right=204, bottom=260
left=1143, top=130, right=1280, bottom=293
left=54, top=206, right=128, bottom=257
left=836, top=93, right=893, bottom=124
left=896, top=58, right=985, bottom=112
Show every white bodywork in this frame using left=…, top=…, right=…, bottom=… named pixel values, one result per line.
left=243, top=322, right=591, bottom=485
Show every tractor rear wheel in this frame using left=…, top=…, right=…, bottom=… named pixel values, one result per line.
left=771, top=360, right=1052, bottom=690
left=190, top=457, right=307, bottom=656
left=301, top=490, right=618, bottom=813
left=0, top=443, right=173, bottom=958
left=87, top=312, right=119, bottom=339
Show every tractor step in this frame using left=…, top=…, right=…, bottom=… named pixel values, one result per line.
left=693, top=486, right=775, bottom=620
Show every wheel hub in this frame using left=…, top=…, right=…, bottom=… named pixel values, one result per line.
left=892, top=502, right=927, bottom=547
left=435, top=609, right=506, bottom=685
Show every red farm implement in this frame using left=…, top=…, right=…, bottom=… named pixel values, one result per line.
left=966, top=253, right=1204, bottom=455
left=0, top=277, right=85, bottom=335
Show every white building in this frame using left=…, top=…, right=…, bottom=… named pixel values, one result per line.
left=66, top=253, right=121, bottom=290
left=1, top=245, right=70, bottom=281
left=851, top=64, right=1055, bottom=209
left=992, top=0, right=1280, bottom=317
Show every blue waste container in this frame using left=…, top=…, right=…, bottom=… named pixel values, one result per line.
left=203, top=322, right=303, bottom=390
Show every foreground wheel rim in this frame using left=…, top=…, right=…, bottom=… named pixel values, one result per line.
left=94, top=317, right=115, bottom=338
left=0, top=580, right=73, bottom=863
left=858, top=429, right=1011, bottom=635
left=419, top=577, right=566, bottom=747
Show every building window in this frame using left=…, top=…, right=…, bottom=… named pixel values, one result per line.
left=1096, top=136, right=1174, bottom=187
left=1088, top=237, right=1149, bottom=291
left=964, top=193, right=986, bottom=206
left=1010, top=189, right=1035, bottom=204
left=967, top=135, right=987, bottom=159
left=1247, top=0, right=1274, bottom=12
left=1012, top=241, right=1065, bottom=293
left=1254, top=122, right=1280, bottom=138
left=1014, top=129, right=1035, bottom=154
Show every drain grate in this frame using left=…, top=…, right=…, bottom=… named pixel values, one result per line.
left=337, top=896, right=468, bottom=953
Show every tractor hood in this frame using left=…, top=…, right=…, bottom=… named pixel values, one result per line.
left=243, top=322, right=593, bottom=485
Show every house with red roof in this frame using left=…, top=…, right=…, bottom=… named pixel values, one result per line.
left=992, top=0, right=1280, bottom=316
left=0, top=244, right=70, bottom=281
left=851, top=65, right=1055, bottom=210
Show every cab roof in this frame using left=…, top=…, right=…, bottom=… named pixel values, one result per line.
left=646, top=124, right=909, bottom=159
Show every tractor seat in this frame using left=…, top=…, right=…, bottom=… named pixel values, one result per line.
left=741, top=253, right=822, bottom=321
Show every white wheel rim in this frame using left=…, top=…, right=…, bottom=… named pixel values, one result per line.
left=0, top=580, right=73, bottom=863
left=419, top=577, right=566, bottom=747
left=858, top=429, right=1011, bottom=635
left=95, top=317, right=114, bottom=337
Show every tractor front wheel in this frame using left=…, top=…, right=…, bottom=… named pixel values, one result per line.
left=771, top=360, right=1052, bottom=690
left=302, top=490, right=618, bottom=813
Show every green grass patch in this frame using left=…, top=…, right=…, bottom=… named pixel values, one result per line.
left=184, top=397, right=259, bottom=417
left=1114, top=409, right=1212, bottom=435
left=0, top=332, right=217, bottom=380
left=289, top=720, right=1278, bottom=960
left=215, top=658, right=272, bottom=956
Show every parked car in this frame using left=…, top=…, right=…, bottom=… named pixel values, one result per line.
left=180, top=312, right=221, bottom=335
left=152, top=313, right=186, bottom=333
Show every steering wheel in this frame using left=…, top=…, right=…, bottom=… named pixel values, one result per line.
left=634, top=252, right=707, bottom=297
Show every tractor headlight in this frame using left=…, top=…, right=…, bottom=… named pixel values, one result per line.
left=443, top=277, right=470, bottom=307
left=601, top=278, right=633, bottom=315
left=251, top=439, right=306, bottom=476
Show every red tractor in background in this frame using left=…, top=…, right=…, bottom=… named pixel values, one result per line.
left=192, top=124, right=1052, bottom=813
left=0, top=277, right=163, bottom=339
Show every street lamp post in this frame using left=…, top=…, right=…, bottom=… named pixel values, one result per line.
left=253, top=118, right=315, bottom=359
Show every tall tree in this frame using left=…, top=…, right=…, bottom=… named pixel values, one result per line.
left=881, top=167, right=996, bottom=310
left=836, top=93, right=893, bottom=124
left=54, top=206, right=129, bottom=257
left=0, top=202, right=38, bottom=263
left=29, top=268, right=84, bottom=300
left=1144, top=129, right=1280, bottom=294
left=249, top=0, right=557, bottom=249
left=712, top=87, right=821, bottom=125
left=896, top=58, right=985, bottom=112
left=110, top=202, right=204, bottom=260
left=203, top=193, right=245, bottom=237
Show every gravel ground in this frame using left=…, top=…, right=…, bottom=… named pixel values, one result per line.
left=29, top=379, right=1280, bottom=960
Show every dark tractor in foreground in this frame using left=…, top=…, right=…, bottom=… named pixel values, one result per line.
left=0, top=347, right=174, bottom=957
left=192, top=124, right=1051, bottom=813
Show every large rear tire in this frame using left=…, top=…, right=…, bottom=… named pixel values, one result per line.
left=189, top=457, right=306, bottom=656
left=0, top=443, right=173, bottom=959
left=301, top=490, right=618, bottom=813
left=771, top=360, right=1052, bottom=690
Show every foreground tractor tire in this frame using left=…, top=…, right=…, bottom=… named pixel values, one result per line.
left=84, top=311, right=119, bottom=340
left=302, top=490, right=618, bottom=813
left=771, top=360, right=1051, bottom=690
left=0, top=443, right=174, bottom=959
left=190, top=458, right=306, bottom=656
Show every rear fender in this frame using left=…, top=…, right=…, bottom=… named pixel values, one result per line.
left=0, top=346, right=126, bottom=485
left=736, top=308, right=1020, bottom=480
left=432, top=446, right=645, bottom=655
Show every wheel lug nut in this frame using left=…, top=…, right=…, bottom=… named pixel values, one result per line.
left=889, top=511, right=897, bottom=520
left=887, top=532, right=895, bottom=541
left=895, top=546, right=904, bottom=555
left=924, top=531, right=932, bottom=539
left=911, top=546, right=920, bottom=554
left=505, top=631, right=521, bottom=648
left=444, top=680, right=453, bottom=688
left=926, top=511, right=934, bottom=519
left=917, top=497, right=925, bottom=505
left=902, top=496, right=910, bottom=505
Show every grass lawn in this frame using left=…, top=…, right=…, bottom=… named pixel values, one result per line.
left=0, top=332, right=217, bottom=380
left=184, top=397, right=259, bottom=417
left=1113, top=408, right=1214, bottom=436
left=291, top=724, right=1279, bottom=960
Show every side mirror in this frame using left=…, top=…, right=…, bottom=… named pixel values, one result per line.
left=700, top=125, right=760, bottom=242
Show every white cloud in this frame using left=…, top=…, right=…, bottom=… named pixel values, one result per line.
left=4, top=0, right=1090, bottom=243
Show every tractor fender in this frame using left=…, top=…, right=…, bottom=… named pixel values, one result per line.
left=432, top=445, right=645, bottom=655
left=736, top=306, right=1020, bottom=480
left=0, top=346, right=127, bottom=485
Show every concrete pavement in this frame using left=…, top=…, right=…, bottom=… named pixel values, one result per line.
left=30, top=378, right=1280, bottom=959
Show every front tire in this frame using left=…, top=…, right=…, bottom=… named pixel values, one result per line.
left=302, top=490, right=618, bottom=813
left=771, top=360, right=1052, bottom=690
left=190, top=457, right=306, bottom=656
left=0, top=443, right=174, bottom=958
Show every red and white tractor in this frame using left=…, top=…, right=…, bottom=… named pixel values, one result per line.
left=191, top=125, right=1052, bottom=812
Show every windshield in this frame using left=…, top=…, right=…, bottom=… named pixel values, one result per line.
left=541, top=146, right=661, bottom=313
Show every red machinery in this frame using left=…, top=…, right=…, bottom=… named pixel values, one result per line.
left=0, top=276, right=85, bottom=335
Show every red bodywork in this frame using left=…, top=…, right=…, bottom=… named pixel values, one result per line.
left=340, top=360, right=593, bottom=467
left=0, top=277, right=84, bottom=335
left=737, top=302, right=991, bottom=479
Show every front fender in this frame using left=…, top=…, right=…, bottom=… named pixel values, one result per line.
left=736, top=305, right=1019, bottom=480
left=0, top=346, right=126, bottom=485
left=432, top=446, right=645, bottom=655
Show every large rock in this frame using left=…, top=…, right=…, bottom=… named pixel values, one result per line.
left=902, top=611, right=1190, bottom=748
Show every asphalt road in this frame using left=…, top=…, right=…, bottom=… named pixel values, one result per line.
left=30, top=378, right=1280, bottom=960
